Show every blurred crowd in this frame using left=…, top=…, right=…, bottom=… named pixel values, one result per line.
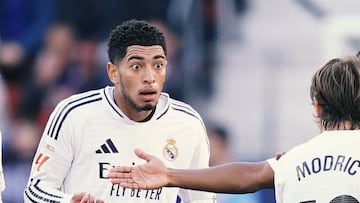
left=0, top=0, right=249, bottom=202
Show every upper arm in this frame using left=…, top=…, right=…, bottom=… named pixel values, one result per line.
left=255, top=161, right=275, bottom=189
left=217, top=161, right=274, bottom=193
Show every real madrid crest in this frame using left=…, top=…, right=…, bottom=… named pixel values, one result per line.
left=163, top=138, right=178, bottom=161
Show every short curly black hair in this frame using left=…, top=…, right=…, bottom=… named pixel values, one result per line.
left=107, top=19, right=167, bottom=64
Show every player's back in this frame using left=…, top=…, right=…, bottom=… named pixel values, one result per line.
left=271, top=130, right=360, bottom=203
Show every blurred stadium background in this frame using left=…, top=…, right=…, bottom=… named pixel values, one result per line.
left=1, top=0, right=360, bottom=202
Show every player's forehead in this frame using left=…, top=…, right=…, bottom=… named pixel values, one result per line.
left=124, top=45, right=166, bottom=61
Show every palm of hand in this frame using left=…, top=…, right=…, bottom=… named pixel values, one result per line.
left=131, top=155, right=168, bottom=190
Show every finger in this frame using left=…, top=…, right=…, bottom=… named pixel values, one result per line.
left=275, top=152, right=286, bottom=160
left=109, top=166, right=132, bottom=173
left=95, top=199, right=105, bottom=203
left=111, top=177, right=126, bottom=184
left=108, top=170, right=132, bottom=179
left=72, top=192, right=86, bottom=201
left=134, top=148, right=153, bottom=162
left=120, top=182, right=140, bottom=189
left=111, top=176, right=134, bottom=184
left=81, top=194, right=90, bottom=203
left=89, top=196, right=95, bottom=203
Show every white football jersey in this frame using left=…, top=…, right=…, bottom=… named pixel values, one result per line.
left=24, top=86, right=215, bottom=203
left=268, top=130, right=360, bottom=203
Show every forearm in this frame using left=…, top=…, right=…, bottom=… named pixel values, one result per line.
left=24, top=178, right=73, bottom=203
left=166, top=161, right=274, bottom=194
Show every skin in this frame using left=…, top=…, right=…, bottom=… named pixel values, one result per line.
left=106, top=103, right=323, bottom=194
left=71, top=193, right=104, bottom=203
left=71, top=45, right=167, bottom=202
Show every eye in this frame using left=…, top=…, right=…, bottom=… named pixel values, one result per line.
left=131, top=64, right=141, bottom=70
left=154, top=63, right=163, bottom=69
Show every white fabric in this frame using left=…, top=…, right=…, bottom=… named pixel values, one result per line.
left=267, top=130, right=360, bottom=203
left=24, top=86, right=215, bottom=203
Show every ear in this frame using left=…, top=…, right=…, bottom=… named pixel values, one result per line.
left=107, top=62, right=119, bottom=84
left=313, top=99, right=322, bottom=118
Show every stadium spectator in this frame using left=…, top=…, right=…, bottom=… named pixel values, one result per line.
left=19, top=23, right=79, bottom=128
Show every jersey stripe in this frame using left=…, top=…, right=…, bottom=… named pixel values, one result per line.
left=171, top=100, right=198, bottom=114
left=24, top=179, right=63, bottom=202
left=170, top=100, right=201, bottom=120
left=47, top=92, right=101, bottom=136
left=171, top=107, right=198, bottom=118
left=103, top=88, right=124, bottom=118
left=47, top=92, right=102, bottom=140
left=106, top=138, right=119, bottom=153
left=156, top=106, right=169, bottom=119
left=53, top=97, right=102, bottom=140
left=170, top=100, right=207, bottom=132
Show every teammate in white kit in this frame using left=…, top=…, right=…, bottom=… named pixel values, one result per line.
left=24, top=19, right=215, bottom=203
left=108, top=53, right=360, bottom=202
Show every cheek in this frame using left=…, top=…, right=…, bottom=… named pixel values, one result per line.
left=159, top=76, right=166, bottom=84
left=157, top=75, right=166, bottom=90
left=120, top=76, right=136, bottom=90
left=159, top=70, right=167, bottom=83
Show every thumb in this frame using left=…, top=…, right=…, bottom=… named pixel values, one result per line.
left=134, top=148, right=153, bottom=162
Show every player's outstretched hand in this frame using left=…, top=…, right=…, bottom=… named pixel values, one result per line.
left=108, top=148, right=168, bottom=190
left=71, top=192, right=104, bottom=203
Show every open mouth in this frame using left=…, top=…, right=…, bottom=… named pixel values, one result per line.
left=139, top=90, right=157, bottom=101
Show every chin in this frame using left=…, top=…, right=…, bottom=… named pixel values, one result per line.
left=141, top=104, right=155, bottom=111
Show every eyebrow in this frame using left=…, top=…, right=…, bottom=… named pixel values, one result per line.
left=127, top=55, right=165, bottom=62
left=154, top=55, right=165, bottom=60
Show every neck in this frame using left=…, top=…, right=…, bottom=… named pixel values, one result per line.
left=321, top=120, right=360, bottom=131
left=113, top=90, right=156, bottom=122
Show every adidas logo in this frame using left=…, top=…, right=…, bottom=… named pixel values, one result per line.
left=95, top=138, right=119, bottom=153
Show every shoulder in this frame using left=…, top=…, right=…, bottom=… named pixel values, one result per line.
left=56, top=89, right=104, bottom=110
left=159, top=95, right=206, bottom=131
left=50, top=88, right=104, bottom=122
left=168, top=97, right=202, bottom=121
left=268, top=138, right=317, bottom=173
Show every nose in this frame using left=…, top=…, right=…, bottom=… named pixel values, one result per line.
left=143, top=67, right=155, bottom=84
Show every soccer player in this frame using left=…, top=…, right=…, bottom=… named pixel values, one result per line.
left=108, top=53, right=360, bottom=202
left=24, top=19, right=215, bottom=203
